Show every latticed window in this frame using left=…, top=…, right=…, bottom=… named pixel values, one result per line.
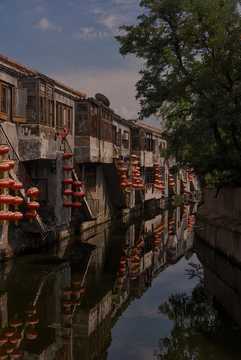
left=1, top=86, right=7, bottom=114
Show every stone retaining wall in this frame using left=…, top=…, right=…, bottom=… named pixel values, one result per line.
left=195, top=187, right=241, bottom=265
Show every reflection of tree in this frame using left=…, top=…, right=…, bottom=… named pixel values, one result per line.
left=155, top=263, right=241, bottom=360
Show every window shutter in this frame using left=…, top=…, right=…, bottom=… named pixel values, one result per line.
left=0, top=84, right=8, bottom=121
left=12, top=88, right=27, bottom=123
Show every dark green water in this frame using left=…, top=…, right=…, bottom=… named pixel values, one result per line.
left=0, top=204, right=241, bottom=359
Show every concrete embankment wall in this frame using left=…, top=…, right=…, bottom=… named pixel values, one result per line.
left=195, top=187, right=241, bottom=265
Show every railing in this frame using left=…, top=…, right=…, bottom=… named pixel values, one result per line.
left=0, top=124, right=49, bottom=239
left=0, top=124, right=46, bottom=209
left=63, top=138, right=95, bottom=203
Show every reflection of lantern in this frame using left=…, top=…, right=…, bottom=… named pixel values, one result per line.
left=62, top=323, right=72, bottom=331
left=24, top=303, right=36, bottom=315
left=26, top=315, right=39, bottom=325
left=61, top=311, right=72, bottom=318
left=9, top=346, right=21, bottom=358
left=62, top=300, right=72, bottom=307
left=2, top=342, right=14, bottom=354
left=25, top=327, right=38, bottom=340
left=0, top=331, right=7, bottom=345
left=3, top=324, right=13, bottom=338
left=25, top=211, right=37, bottom=223
left=62, top=287, right=72, bottom=295
left=9, top=315, right=22, bottom=328
left=0, top=348, right=7, bottom=359
left=61, top=335, right=71, bottom=344
left=9, top=330, right=21, bottom=344
left=72, top=298, right=81, bottom=306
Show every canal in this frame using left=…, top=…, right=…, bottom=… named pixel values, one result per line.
left=0, top=202, right=241, bottom=359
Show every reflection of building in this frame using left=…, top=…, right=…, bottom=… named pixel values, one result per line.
left=0, top=204, right=195, bottom=359
left=0, top=53, right=200, bottom=251
left=195, top=236, right=241, bottom=328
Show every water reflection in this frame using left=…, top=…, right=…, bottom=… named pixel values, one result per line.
left=0, top=202, right=204, bottom=359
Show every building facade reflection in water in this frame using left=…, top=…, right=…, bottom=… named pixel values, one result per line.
left=0, top=203, right=199, bottom=359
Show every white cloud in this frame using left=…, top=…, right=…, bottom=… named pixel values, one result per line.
left=50, top=66, right=141, bottom=120
left=74, top=27, right=109, bottom=40
left=37, top=18, right=62, bottom=31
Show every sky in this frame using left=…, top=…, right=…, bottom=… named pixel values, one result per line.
left=0, top=0, right=160, bottom=128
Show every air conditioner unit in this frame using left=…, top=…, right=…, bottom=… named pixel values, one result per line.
left=122, top=132, right=129, bottom=141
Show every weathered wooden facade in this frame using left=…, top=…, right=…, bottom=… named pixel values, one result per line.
left=0, top=53, right=200, bottom=251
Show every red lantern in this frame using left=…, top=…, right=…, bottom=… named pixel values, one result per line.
left=130, top=154, right=137, bottom=159
left=120, top=182, right=126, bottom=188
left=27, top=187, right=39, bottom=199
left=12, top=196, right=23, bottom=210
left=72, top=202, right=82, bottom=211
left=63, top=189, right=73, bottom=199
left=63, top=178, right=73, bottom=189
left=0, top=211, right=8, bottom=225
left=63, top=201, right=73, bottom=211
left=5, top=160, right=15, bottom=170
left=0, top=163, right=10, bottom=174
left=62, top=152, right=73, bottom=160
left=0, top=179, right=9, bottom=192
left=4, top=178, right=14, bottom=188
left=117, top=160, right=124, bottom=166
left=154, top=163, right=159, bottom=167
left=117, top=167, right=127, bottom=173
left=27, top=201, right=40, bottom=211
left=73, top=192, right=85, bottom=201
left=132, top=161, right=138, bottom=167
left=5, top=196, right=13, bottom=210
left=73, top=180, right=82, bottom=190
left=25, top=211, right=37, bottom=223
left=63, top=165, right=73, bottom=175
left=13, top=211, right=23, bottom=225
left=0, top=146, right=9, bottom=157
left=11, top=182, right=23, bottom=195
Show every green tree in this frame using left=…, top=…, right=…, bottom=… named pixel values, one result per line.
left=116, top=0, right=241, bottom=186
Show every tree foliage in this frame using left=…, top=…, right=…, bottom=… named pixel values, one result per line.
left=115, top=0, right=241, bottom=186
